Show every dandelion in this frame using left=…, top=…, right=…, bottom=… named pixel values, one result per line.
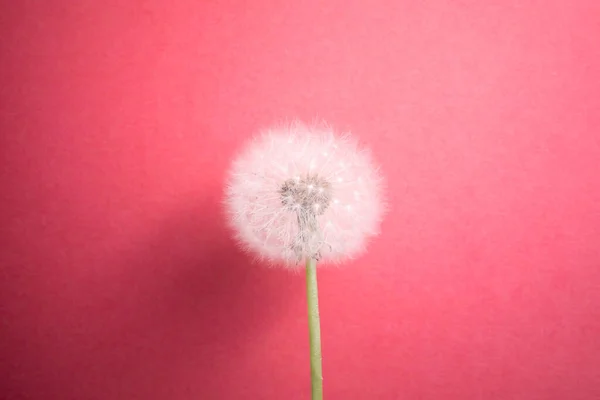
left=225, top=122, right=384, bottom=267
left=224, top=122, right=385, bottom=400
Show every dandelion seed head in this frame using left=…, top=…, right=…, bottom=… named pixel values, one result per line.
left=224, top=121, right=385, bottom=267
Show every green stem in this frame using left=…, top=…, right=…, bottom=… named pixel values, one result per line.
left=306, top=257, right=323, bottom=400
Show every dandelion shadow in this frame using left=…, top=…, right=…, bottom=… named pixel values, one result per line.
left=92, top=195, right=301, bottom=398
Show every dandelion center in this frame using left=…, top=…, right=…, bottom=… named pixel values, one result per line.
left=278, top=174, right=333, bottom=261
left=279, top=175, right=332, bottom=216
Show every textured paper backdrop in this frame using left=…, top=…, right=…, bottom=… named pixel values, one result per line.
left=1, top=1, right=600, bottom=399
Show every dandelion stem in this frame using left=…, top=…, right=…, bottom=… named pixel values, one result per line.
left=306, top=257, right=323, bottom=400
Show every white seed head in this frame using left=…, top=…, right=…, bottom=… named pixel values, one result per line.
left=224, top=122, right=385, bottom=268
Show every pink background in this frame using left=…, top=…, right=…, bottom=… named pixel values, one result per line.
left=2, top=1, right=600, bottom=399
